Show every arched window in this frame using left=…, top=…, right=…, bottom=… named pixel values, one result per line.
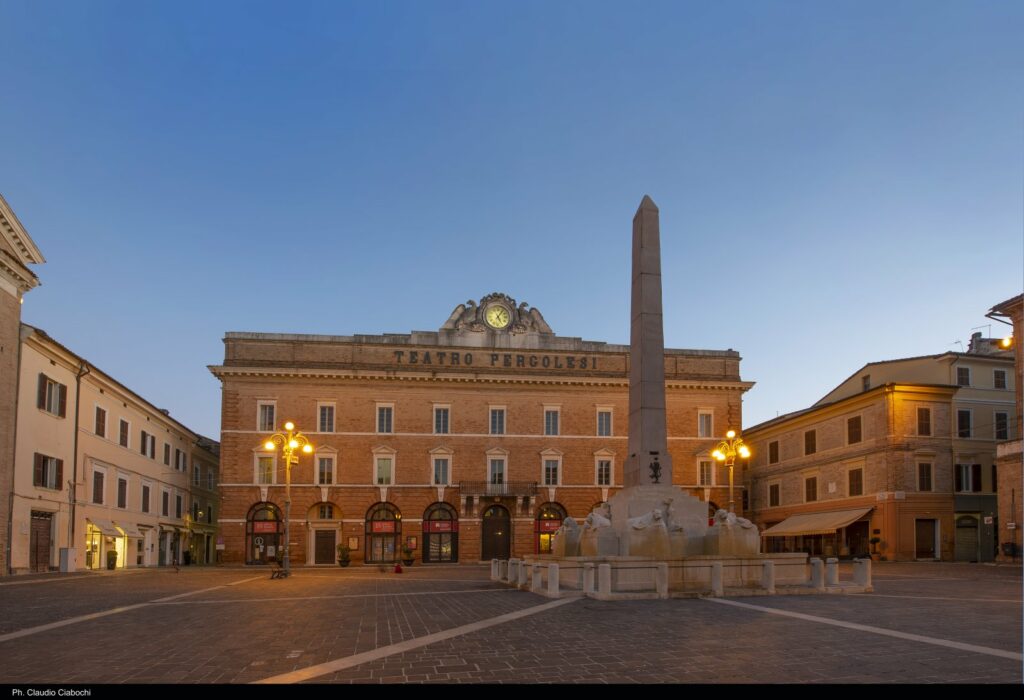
left=245, top=502, right=282, bottom=565
left=422, top=502, right=458, bottom=563
left=365, top=502, right=401, bottom=563
left=535, top=502, right=567, bottom=554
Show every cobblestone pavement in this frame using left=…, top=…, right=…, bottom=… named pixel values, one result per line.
left=0, top=562, right=1019, bottom=684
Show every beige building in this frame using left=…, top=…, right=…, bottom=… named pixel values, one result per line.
left=1, top=195, right=45, bottom=575
left=988, top=294, right=1023, bottom=561
left=11, top=325, right=217, bottom=573
left=189, top=437, right=221, bottom=565
left=746, top=342, right=1014, bottom=562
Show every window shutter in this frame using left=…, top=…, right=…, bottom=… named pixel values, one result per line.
left=972, top=464, right=982, bottom=493
left=33, top=453, right=43, bottom=487
left=37, top=374, right=46, bottom=409
left=955, top=467, right=963, bottom=492
left=58, top=384, right=67, bottom=417
left=140, top=431, right=147, bottom=455
left=56, top=459, right=64, bottom=488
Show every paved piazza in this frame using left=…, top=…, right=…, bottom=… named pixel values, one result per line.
left=0, top=562, right=1020, bottom=684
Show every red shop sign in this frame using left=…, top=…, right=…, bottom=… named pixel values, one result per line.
left=371, top=521, right=396, bottom=533
left=252, top=521, right=278, bottom=533
left=424, top=521, right=457, bottom=533
left=538, top=519, right=562, bottom=532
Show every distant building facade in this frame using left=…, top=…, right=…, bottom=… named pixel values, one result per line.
left=988, top=294, right=1023, bottom=561
left=210, top=293, right=753, bottom=566
left=189, top=437, right=221, bottom=565
left=746, top=343, right=1015, bottom=562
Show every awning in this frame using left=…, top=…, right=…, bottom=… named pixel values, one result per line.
left=86, top=518, right=122, bottom=537
left=761, top=507, right=872, bottom=537
left=159, top=523, right=183, bottom=533
left=116, top=522, right=144, bottom=538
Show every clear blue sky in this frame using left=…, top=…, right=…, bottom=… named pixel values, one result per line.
left=2, top=1, right=1022, bottom=438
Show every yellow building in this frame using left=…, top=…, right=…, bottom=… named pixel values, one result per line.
left=988, top=294, right=1023, bottom=561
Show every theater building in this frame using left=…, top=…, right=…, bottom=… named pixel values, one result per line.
left=210, top=293, right=752, bottom=566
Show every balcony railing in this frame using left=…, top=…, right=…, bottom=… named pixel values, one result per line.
left=458, top=481, right=538, bottom=497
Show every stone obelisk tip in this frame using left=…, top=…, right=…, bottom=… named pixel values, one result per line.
left=637, top=194, right=658, bottom=212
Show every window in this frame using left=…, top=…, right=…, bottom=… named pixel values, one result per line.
left=117, top=478, right=127, bottom=508
left=956, top=367, right=971, bottom=387
left=258, top=402, right=276, bottom=431
left=955, top=463, right=982, bottom=493
left=957, top=410, right=972, bottom=438
left=699, top=460, right=713, bottom=486
left=256, top=456, right=274, bottom=484
left=489, top=458, right=505, bottom=485
left=140, top=431, right=155, bottom=459
left=804, top=430, right=816, bottom=456
left=847, top=416, right=862, bottom=444
left=544, top=408, right=560, bottom=436
left=543, top=458, right=560, bottom=486
left=32, top=454, right=63, bottom=490
left=207, top=505, right=213, bottom=524
left=318, top=504, right=334, bottom=519
left=141, top=484, right=151, bottom=513
left=92, top=470, right=105, bottom=505
left=768, top=482, right=780, bottom=507
left=433, top=457, right=449, bottom=486
left=768, top=441, right=779, bottom=464
left=95, top=407, right=107, bottom=437
left=119, top=420, right=129, bottom=448
left=37, top=374, right=67, bottom=417
left=193, top=464, right=201, bottom=486
left=317, top=456, right=334, bottom=485
left=862, top=375, right=871, bottom=392
left=490, top=408, right=506, bottom=435
left=318, top=403, right=335, bottom=433
left=992, top=464, right=998, bottom=493
left=698, top=411, right=713, bottom=438
left=917, top=407, right=931, bottom=436
left=175, top=494, right=183, bottom=519
left=161, top=490, right=169, bottom=517
left=375, top=457, right=393, bottom=485
left=163, top=443, right=170, bottom=466
left=175, top=449, right=186, bottom=471
left=994, top=369, right=1008, bottom=390
left=995, top=412, right=1009, bottom=440
left=848, top=468, right=863, bottom=497
left=804, top=476, right=818, bottom=503
left=192, top=502, right=199, bottom=520
left=207, top=471, right=215, bottom=489
left=596, top=459, right=611, bottom=486
left=377, top=405, right=393, bottom=434
left=918, top=463, right=932, bottom=492
left=597, top=410, right=612, bottom=437
left=434, top=406, right=450, bottom=435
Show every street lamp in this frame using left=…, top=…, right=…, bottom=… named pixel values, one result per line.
left=712, top=429, right=751, bottom=514
left=263, top=421, right=313, bottom=577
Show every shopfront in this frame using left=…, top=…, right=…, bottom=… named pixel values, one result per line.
left=85, top=517, right=126, bottom=570
left=246, top=502, right=282, bottom=565
left=422, top=502, right=458, bottom=563
left=365, top=502, right=401, bottom=563
left=535, top=502, right=566, bottom=554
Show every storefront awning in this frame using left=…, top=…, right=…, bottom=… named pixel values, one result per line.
left=86, top=518, right=122, bottom=537
left=761, top=507, right=872, bottom=537
left=116, top=522, right=144, bottom=538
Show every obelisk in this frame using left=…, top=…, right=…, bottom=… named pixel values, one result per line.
left=625, top=195, right=673, bottom=487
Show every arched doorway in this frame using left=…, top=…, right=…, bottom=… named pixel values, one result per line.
left=535, top=502, right=567, bottom=554
left=365, top=503, right=401, bottom=563
left=708, top=501, right=720, bottom=527
left=423, top=502, right=459, bottom=563
left=246, top=502, right=282, bottom=565
left=481, top=505, right=511, bottom=560
left=308, top=502, right=341, bottom=565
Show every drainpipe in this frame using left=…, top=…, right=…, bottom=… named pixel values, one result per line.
left=68, top=361, right=90, bottom=551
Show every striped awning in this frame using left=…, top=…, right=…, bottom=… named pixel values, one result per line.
left=86, top=518, right=121, bottom=537
left=761, top=507, right=872, bottom=537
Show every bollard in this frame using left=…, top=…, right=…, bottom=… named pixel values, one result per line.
left=825, top=557, right=839, bottom=587
left=853, top=557, right=872, bottom=588
left=761, top=560, right=776, bottom=594
left=598, top=563, right=612, bottom=597
left=710, top=561, right=724, bottom=597
left=490, top=559, right=499, bottom=581
left=547, top=563, right=560, bottom=597
left=531, top=564, right=544, bottom=593
left=517, top=560, right=529, bottom=587
left=506, top=558, right=519, bottom=583
left=583, top=563, right=595, bottom=594
left=656, top=563, right=669, bottom=599
left=498, top=560, right=508, bottom=582
left=809, top=558, right=824, bottom=591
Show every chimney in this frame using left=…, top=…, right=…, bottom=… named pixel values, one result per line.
left=968, top=332, right=983, bottom=354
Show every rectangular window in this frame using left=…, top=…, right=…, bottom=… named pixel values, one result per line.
left=848, top=468, right=864, bottom=497
left=917, top=407, right=931, bottom=436
left=163, top=443, right=170, bottom=466
left=318, top=457, right=334, bottom=485
left=32, top=454, right=63, bottom=490
left=119, top=420, right=129, bottom=448
left=192, top=502, right=199, bottom=521
left=207, top=472, right=215, bottom=489
left=768, top=483, right=780, bottom=507
left=175, top=494, right=183, bottom=519
left=377, top=406, right=393, bottom=434
left=257, top=457, right=274, bottom=485
left=544, top=459, right=559, bottom=486
left=141, top=485, right=151, bottom=513
left=434, top=407, right=450, bottom=435
left=140, top=431, right=155, bottom=459
left=95, top=407, right=106, bottom=437
left=161, top=491, right=169, bottom=517
left=258, top=403, right=275, bottom=432
left=862, top=375, right=871, bottom=392
left=318, top=504, right=334, bottom=519
left=140, top=430, right=147, bottom=456
left=92, top=471, right=104, bottom=505
left=117, top=478, right=128, bottom=509
left=193, top=465, right=201, bottom=486
left=995, top=412, right=1009, bottom=440
left=489, top=458, right=505, bottom=485
left=176, top=449, right=186, bottom=471
left=544, top=409, right=560, bottom=436
left=804, top=430, right=816, bottom=456
left=918, top=463, right=932, bottom=492
left=805, top=476, right=818, bottom=503
left=433, top=457, right=449, bottom=486
left=847, top=416, right=862, bottom=444
left=956, top=367, right=971, bottom=387
left=319, top=404, right=335, bottom=433
left=375, top=457, right=393, bottom=485
left=597, top=459, right=611, bottom=486
left=597, top=410, right=612, bottom=437
left=955, top=463, right=983, bottom=493
left=37, top=374, right=67, bottom=417
left=957, top=410, right=972, bottom=438
left=490, top=408, right=506, bottom=435
left=768, top=441, right=779, bottom=464
left=698, top=412, right=713, bottom=438
left=994, top=369, right=1008, bottom=390
left=207, top=506, right=213, bottom=524
left=699, top=460, right=713, bottom=486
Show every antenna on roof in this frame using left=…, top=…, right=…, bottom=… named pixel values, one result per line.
left=952, top=340, right=964, bottom=352
left=970, top=324, right=992, bottom=338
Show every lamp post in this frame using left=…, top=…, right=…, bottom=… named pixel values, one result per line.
left=712, top=430, right=751, bottom=514
left=263, top=421, right=313, bottom=576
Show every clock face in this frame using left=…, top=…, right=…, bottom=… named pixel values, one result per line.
left=485, top=305, right=511, bottom=329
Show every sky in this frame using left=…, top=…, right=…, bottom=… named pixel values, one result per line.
left=1, top=1, right=1022, bottom=438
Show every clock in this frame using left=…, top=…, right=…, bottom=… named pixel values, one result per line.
left=485, top=304, right=511, bottom=329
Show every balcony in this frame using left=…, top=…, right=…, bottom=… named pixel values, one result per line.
left=458, top=481, right=537, bottom=497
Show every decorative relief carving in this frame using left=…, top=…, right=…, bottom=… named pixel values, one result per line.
left=440, top=293, right=553, bottom=334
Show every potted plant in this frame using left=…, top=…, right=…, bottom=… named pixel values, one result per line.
left=106, top=550, right=118, bottom=570
left=336, top=544, right=351, bottom=568
left=401, top=545, right=414, bottom=567
left=869, top=537, right=881, bottom=560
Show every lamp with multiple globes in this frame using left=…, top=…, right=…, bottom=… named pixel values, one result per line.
left=711, top=429, right=751, bottom=514
left=262, top=421, right=313, bottom=576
